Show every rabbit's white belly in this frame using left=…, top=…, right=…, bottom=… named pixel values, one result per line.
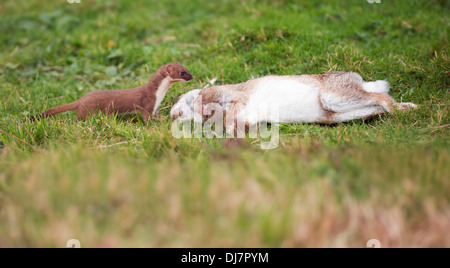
left=238, top=78, right=325, bottom=124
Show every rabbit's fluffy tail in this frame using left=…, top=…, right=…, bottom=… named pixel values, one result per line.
left=362, top=80, right=390, bottom=94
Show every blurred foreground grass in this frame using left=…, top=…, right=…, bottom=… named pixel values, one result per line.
left=1, top=143, right=449, bottom=247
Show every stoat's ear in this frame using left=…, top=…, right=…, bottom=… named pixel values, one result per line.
left=164, top=64, right=174, bottom=76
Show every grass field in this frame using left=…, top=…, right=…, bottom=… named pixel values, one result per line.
left=0, top=0, right=449, bottom=247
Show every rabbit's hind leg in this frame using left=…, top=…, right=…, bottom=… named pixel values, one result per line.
left=396, top=102, right=418, bottom=110
left=333, top=106, right=385, bottom=123
left=320, top=83, right=381, bottom=113
left=320, top=81, right=398, bottom=113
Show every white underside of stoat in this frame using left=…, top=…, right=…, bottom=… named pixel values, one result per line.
left=153, top=77, right=172, bottom=115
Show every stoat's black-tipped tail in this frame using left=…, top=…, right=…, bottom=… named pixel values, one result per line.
left=26, top=101, right=79, bottom=123
left=28, top=113, right=43, bottom=122
left=18, top=113, right=42, bottom=125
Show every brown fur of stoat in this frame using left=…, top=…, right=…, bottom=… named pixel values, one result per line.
left=30, top=62, right=193, bottom=123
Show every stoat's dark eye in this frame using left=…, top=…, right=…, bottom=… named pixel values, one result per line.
left=181, top=72, right=185, bottom=76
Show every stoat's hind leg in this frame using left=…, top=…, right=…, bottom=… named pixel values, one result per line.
left=76, top=107, right=89, bottom=121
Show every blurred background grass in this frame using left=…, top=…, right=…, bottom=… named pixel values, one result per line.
left=0, top=0, right=449, bottom=247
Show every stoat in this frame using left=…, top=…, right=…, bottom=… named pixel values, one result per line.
left=170, top=71, right=417, bottom=126
left=31, top=62, right=193, bottom=123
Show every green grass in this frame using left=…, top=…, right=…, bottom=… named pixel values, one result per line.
left=0, top=0, right=449, bottom=247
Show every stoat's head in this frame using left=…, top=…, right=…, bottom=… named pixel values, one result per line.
left=163, top=62, right=193, bottom=82
left=170, top=89, right=201, bottom=120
